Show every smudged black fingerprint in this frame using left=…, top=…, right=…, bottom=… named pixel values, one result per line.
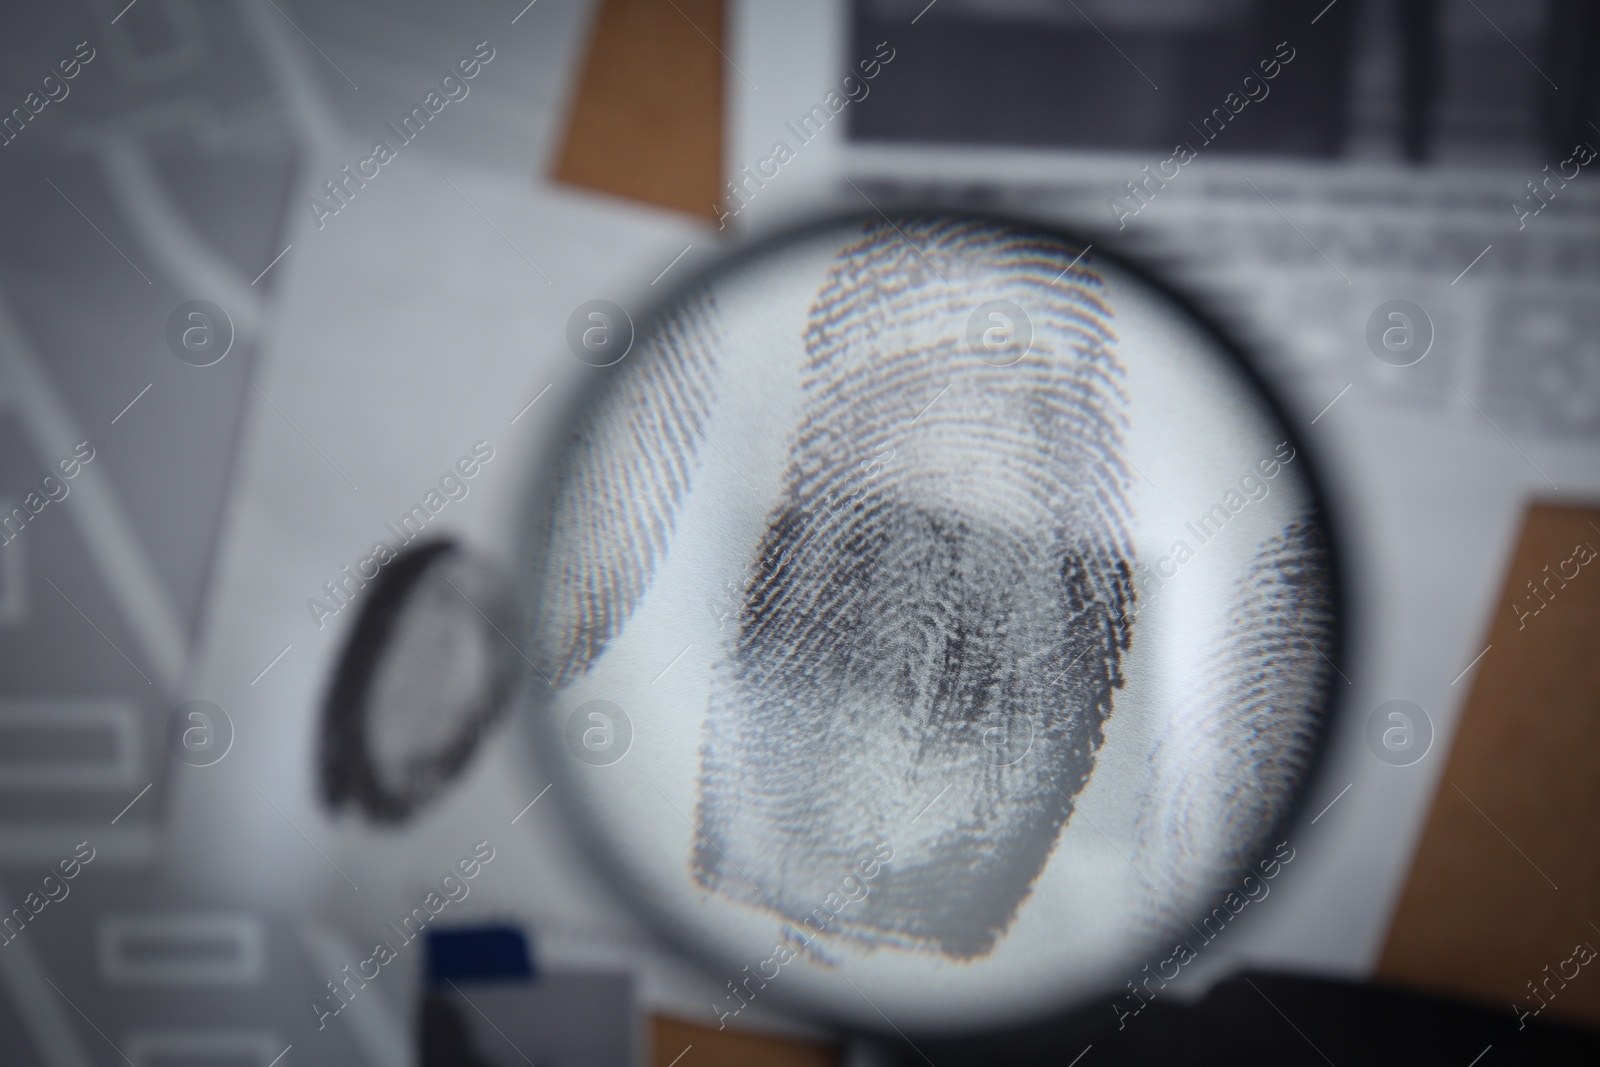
left=1129, top=520, right=1334, bottom=940
left=530, top=289, right=723, bottom=685
left=320, top=541, right=519, bottom=823
left=693, top=217, right=1135, bottom=960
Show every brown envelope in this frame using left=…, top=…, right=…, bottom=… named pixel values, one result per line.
left=552, top=0, right=723, bottom=221
left=1378, top=503, right=1600, bottom=1027
left=652, top=1014, right=840, bottom=1067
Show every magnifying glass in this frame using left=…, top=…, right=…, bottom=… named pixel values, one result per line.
left=516, top=211, right=1345, bottom=1035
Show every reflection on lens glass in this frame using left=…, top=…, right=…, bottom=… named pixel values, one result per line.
left=523, top=214, right=1339, bottom=1032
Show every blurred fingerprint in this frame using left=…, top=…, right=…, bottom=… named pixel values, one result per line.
left=1129, top=520, right=1334, bottom=942
left=321, top=542, right=521, bottom=822
left=531, top=290, right=724, bottom=684
left=692, top=218, right=1135, bottom=959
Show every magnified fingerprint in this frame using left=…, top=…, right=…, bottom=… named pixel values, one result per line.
left=692, top=217, right=1135, bottom=959
left=530, top=290, right=723, bottom=684
left=1129, top=520, right=1334, bottom=942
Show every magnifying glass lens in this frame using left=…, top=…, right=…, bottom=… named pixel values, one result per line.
left=524, top=214, right=1340, bottom=1033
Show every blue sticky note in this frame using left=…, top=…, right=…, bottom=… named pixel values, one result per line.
left=426, top=925, right=535, bottom=986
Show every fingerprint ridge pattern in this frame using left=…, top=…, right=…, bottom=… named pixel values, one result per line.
left=1129, top=520, right=1334, bottom=946
left=531, top=289, right=723, bottom=685
left=693, top=217, right=1136, bottom=960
